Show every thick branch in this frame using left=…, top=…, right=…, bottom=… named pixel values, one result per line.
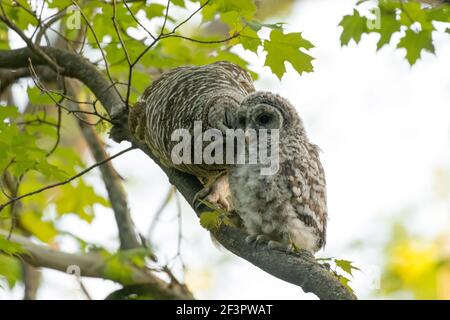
left=0, top=47, right=125, bottom=120
left=212, top=227, right=355, bottom=300
left=127, top=135, right=356, bottom=300
left=78, top=121, right=141, bottom=250
left=0, top=230, right=193, bottom=300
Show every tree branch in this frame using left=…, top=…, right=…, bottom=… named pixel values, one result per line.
left=0, top=47, right=125, bottom=120
left=0, top=230, right=193, bottom=300
left=0, top=46, right=356, bottom=300
left=66, top=79, right=142, bottom=250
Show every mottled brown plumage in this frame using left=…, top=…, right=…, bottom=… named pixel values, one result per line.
left=228, top=92, right=327, bottom=252
left=128, top=61, right=255, bottom=178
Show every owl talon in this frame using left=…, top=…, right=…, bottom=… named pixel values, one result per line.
left=245, top=234, right=272, bottom=249
left=267, top=241, right=301, bottom=256
left=193, top=187, right=212, bottom=212
left=267, top=240, right=285, bottom=251
left=245, top=234, right=258, bottom=244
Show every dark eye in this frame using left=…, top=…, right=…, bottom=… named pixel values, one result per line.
left=256, top=113, right=273, bottom=125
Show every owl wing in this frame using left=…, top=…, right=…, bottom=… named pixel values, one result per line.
left=281, top=144, right=328, bottom=249
left=211, top=61, right=255, bottom=95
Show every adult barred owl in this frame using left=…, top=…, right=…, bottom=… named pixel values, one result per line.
left=129, top=62, right=327, bottom=253
left=128, top=61, right=255, bottom=179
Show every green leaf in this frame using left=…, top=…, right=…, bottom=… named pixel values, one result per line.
left=371, top=9, right=402, bottom=50
left=378, top=0, right=401, bottom=12
left=397, top=29, right=435, bottom=65
left=246, top=20, right=285, bottom=32
left=19, top=211, right=58, bottom=243
left=0, top=235, right=27, bottom=256
left=171, top=0, right=186, bottom=8
left=35, top=160, right=70, bottom=181
left=0, top=24, right=9, bottom=49
left=47, top=0, right=73, bottom=9
left=103, top=249, right=153, bottom=285
left=335, top=259, right=361, bottom=277
left=200, top=211, right=222, bottom=230
left=232, top=27, right=261, bottom=53
left=95, top=118, right=113, bottom=134
left=339, top=9, right=369, bottom=46
left=428, top=5, right=450, bottom=23
left=201, top=0, right=256, bottom=22
left=146, top=3, right=167, bottom=18
left=47, top=147, right=85, bottom=176
left=0, top=106, right=19, bottom=122
left=27, top=87, right=59, bottom=105
left=2, top=0, right=37, bottom=30
left=197, top=201, right=236, bottom=228
left=104, top=253, right=135, bottom=284
left=399, top=1, right=433, bottom=30
left=263, top=29, right=314, bottom=79
left=338, top=275, right=355, bottom=294
left=55, top=180, right=110, bottom=223
left=0, top=255, right=21, bottom=289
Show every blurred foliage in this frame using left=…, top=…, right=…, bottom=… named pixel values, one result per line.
left=378, top=166, right=450, bottom=299
left=254, top=0, right=296, bottom=20
left=0, top=104, right=109, bottom=288
left=380, top=224, right=450, bottom=299
left=0, top=254, right=22, bottom=289
left=339, top=0, right=450, bottom=65
left=102, top=248, right=155, bottom=285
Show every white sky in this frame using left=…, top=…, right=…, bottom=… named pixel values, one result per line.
left=1, top=0, right=450, bottom=300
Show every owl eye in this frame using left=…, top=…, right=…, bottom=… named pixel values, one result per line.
left=256, top=113, right=273, bottom=125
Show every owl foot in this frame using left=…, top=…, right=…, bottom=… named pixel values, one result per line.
left=269, top=241, right=315, bottom=258
left=245, top=234, right=272, bottom=248
left=194, top=175, right=233, bottom=212
left=246, top=236, right=304, bottom=256
left=267, top=240, right=298, bottom=255
left=245, top=235, right=296, bottom=255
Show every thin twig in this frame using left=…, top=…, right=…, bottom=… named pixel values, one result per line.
left=0, top=146, right=135, bottom=213
left=171, top=0, right=211, bottom=34
left=35, top=7, right=70, bottom=45
left=0, top=4, right=62, bottom=73
left=174, top=190, right=185, bottom=277
left=148, top=186, right=176, bottom=238
left=112, top=0, right=133, bottom=108
left=161, top=0, right=171, bottom=35
left=27, top=60, right=113, bottom=124
left=161, top=32, right=241, bottom=44
left=122, top=0, right=156, bottom=40
left=70, top=0, right=124, bottom=103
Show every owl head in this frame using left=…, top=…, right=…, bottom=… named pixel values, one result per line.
left=236, top=91, right=305, bottom=135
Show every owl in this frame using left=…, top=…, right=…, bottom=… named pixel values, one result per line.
left=227, top=91, right=327, bottom=253
left=129, top=62, right=327, bottom=253
left=128, top=61, right=255, bottom=184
